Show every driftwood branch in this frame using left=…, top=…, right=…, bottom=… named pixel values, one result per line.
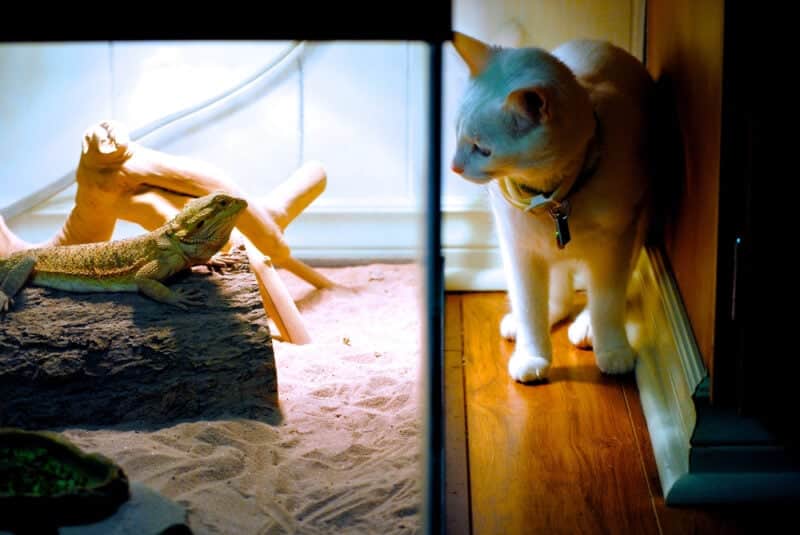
left=0, top=121, right=333, bottom=343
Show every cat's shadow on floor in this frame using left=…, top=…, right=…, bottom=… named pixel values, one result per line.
left=536, top=294, right=641, bottom=385
left=541, top=364, right=633, bottom=386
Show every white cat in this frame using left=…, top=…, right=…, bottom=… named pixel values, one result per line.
left=450, top=32, right=654, bottom=382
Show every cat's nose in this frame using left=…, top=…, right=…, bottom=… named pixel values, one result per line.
left=451, top=162, right=464, bottom=174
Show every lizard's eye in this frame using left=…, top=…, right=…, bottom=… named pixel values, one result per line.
left=219, top=200, right=228, bottom=207
left=196, top=220, right=205, bottom=228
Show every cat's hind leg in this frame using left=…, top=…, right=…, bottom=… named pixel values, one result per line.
left=500, top=313, right=518, bottom=340
left=584, top=240, right=637, bottom=374
left=548, top=262, right=574, bottom=327
left=566, top=263, right=592, bottom=348
left=567, top=307, right=593, bottom=349
left=500, top=262, right=574, bottom=341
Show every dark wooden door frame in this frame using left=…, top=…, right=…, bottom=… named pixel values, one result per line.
left=643, top=0, right=800, bottom=503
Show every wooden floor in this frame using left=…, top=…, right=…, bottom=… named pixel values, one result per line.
left=444, top=292, right=794, bottom=535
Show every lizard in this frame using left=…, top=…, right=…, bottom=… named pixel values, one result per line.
left=0, top=192, right=247, bottom=314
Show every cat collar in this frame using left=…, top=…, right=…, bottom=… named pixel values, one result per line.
left=497, top=112, right=602, bottom=249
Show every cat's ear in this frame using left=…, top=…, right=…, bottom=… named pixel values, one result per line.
left=504, top=87, right=550, bottom=127
left=453, top=32, right=495, bottom=77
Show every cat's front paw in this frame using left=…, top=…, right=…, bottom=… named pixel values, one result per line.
left=567, top=308, right=593, bottom=349
left=508, top=349, right=551, bottom=383
left=595, top=345, right=636, bottom=375
left=500, top=313, right=517, bottom=340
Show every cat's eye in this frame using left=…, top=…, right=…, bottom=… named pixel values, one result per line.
left=472, top=143, right=491, bottom=157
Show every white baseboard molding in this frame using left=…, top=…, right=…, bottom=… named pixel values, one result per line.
left=294, top=247, right=507, bottom=290
left=631, top=246, right=800, bottom=504
left=444, top=265, right=506, bottom=291
left=442, top=248, right=505, bottom=291
left=630, top=246, right=706, bottom=501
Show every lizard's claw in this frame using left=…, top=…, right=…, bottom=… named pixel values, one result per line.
left=174, top=288, right=206, bottom=309
left=204, top=252, right=240, bottom=274
left=0, top=292, right=13, bottom=313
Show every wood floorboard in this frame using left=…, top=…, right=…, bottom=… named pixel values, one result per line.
left=444, top=294, right=471, bottom=535
left=459, top=292, right=660, bottom=535
left=446, top=291, right=799, bottom=535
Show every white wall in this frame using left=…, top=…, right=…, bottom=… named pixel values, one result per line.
left=1, top=41, right=429, bottom=260
left=0, top=43, right=111, bottom=216
left=0, top=0, right=643, bottom=290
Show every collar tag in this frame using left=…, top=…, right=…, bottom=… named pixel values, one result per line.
left=549, top=201, right=571, bottom=249
left=496, top=111, right=601, bottom=250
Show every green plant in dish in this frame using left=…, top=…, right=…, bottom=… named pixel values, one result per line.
left=0, top=428, right=130, bottom=530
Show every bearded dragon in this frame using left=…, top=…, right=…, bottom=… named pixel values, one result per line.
left=0, top=192, right=247, bottom=314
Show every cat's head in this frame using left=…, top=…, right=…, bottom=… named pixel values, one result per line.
left=451, top=32, right=595, bottom=192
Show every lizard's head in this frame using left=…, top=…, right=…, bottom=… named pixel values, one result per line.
left=169, top=192, right=248, bottom=261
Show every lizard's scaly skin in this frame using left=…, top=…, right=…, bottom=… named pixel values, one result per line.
left=0, top=193, right=246, bottom=312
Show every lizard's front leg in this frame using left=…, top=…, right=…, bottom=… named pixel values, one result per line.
left=0, top=256, right=36, bottom=313
left=136, top=278, right=205, bottom=310
left=134, top=259, right=205, bottom=310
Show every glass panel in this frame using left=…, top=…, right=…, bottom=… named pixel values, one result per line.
left=0, top=39, right=431, bottom=534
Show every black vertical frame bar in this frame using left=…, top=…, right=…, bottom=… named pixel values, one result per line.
left=423, top=40, right=445, bottom=535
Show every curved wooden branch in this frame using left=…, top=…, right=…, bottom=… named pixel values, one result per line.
left=1, top=120, right=336, bottom=344
left=0, top=215, right=30, bottom=254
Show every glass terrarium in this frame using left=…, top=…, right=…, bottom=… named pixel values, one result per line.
left=6, top=0, right=739, bottom=533
left=0, top=5, right=449, bottom=533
